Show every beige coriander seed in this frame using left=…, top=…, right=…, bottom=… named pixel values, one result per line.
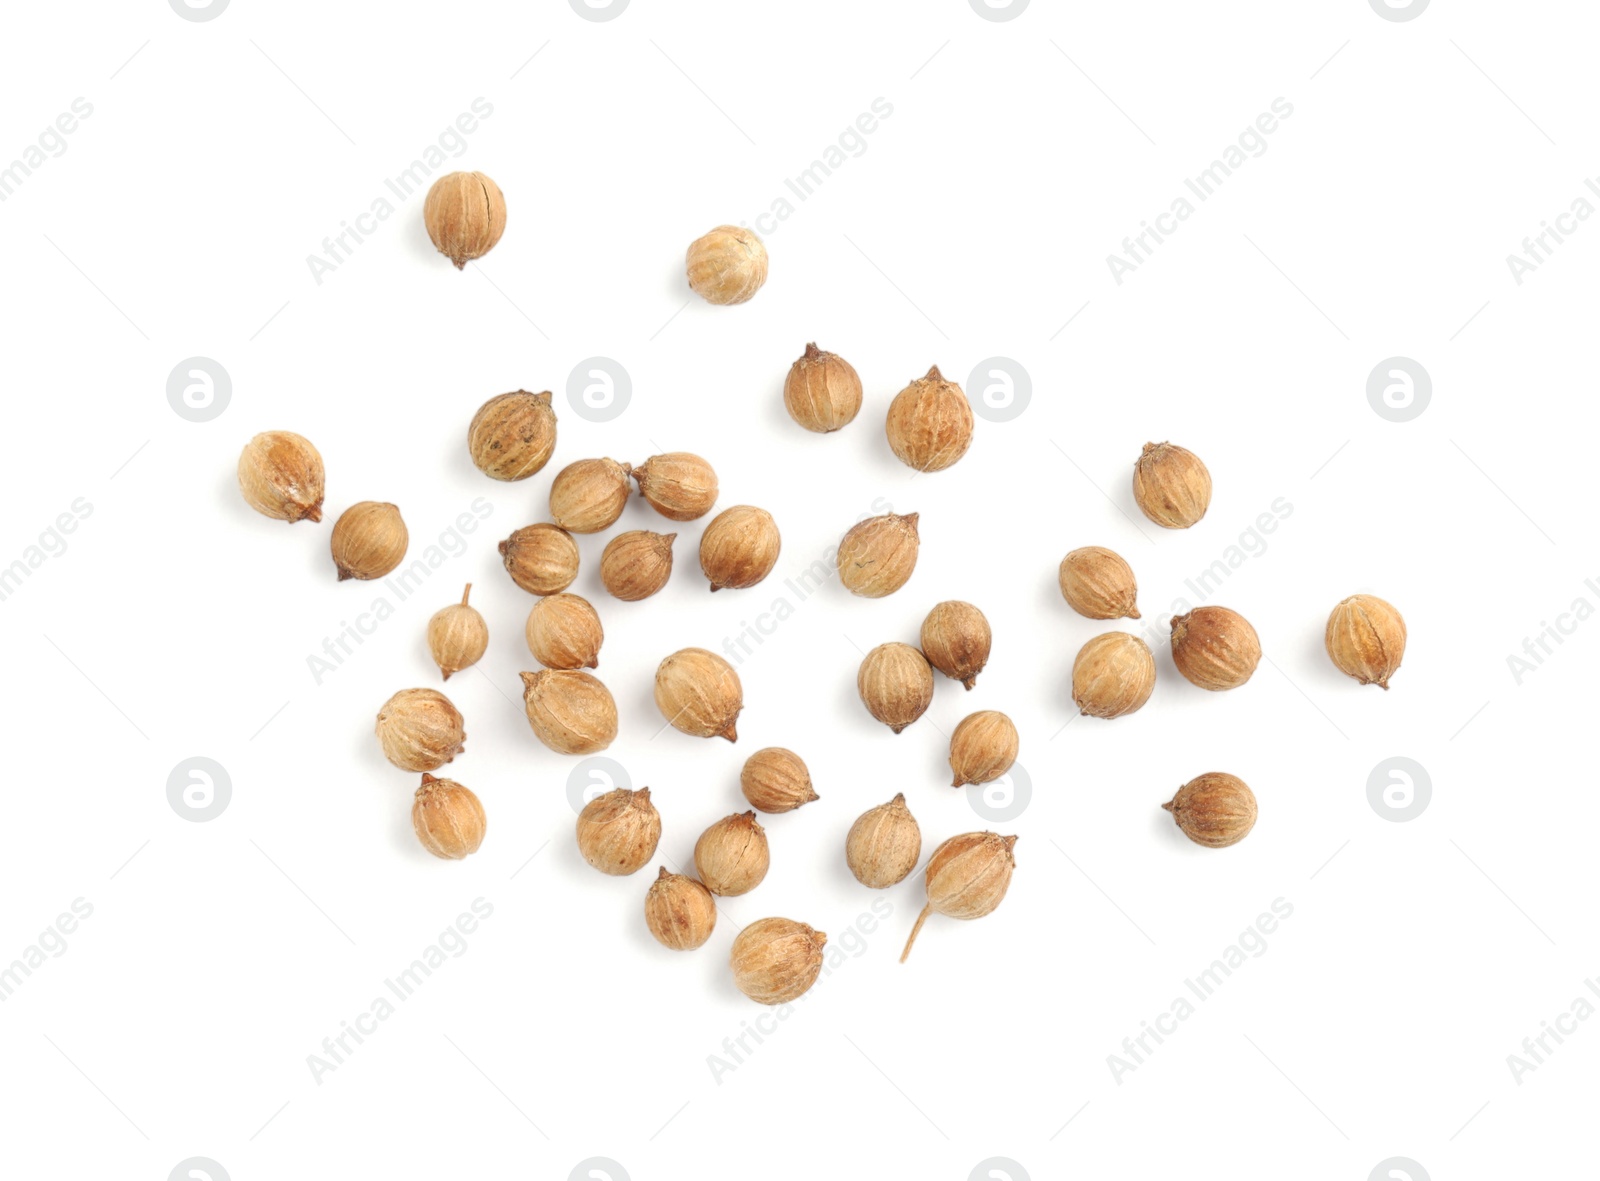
left=1326, top=594, right=1406, bottom=689
left=857, top=642, right=934, bottom=734
left=1163, top=772, right=1257, bottom=848
left=901, top=832, right=1018, bottom=962
left=784, top=343, right=862, bottom=432
left=499, top=523, right=580, bottom=596
left=376, top=688, right=465, bottom=772
left=525, top=593, right=604, bottom=670
left=837, top=511, right=921, bottom=598
left=886, top=366, right=974, bottom=472
left=237, top=431, right=324, bottom=524
left=730, top=918, right=826, bottom=1004
left=686, top=224, right=768, bottom=305
left=632, top=452, right=718, bottom=522
left=948, top=710, right=1019, bottom=788
left=921, top=600, right=991, bottom=689
left=468, top=390, right=557, bottom=482
left=423, top=170, right=506, bottom=269
left=1071, top=632, right=1156, bottom=719
left=654, top=648, right=743, bottom=742
left=846, top=793, right=921, bottom=889
left=695, top=811, right=769, bottom=896
left=427, top=584, right=489, bottom=680
left=700, top=506, right=781, bottom=592
left=1171, top=605, right=1260, bottom=691
left=519, top=669, right=618, bottom=755
left=576, top=786, right=661, bottom=876
left=600, top=530, right=676, bottom=601
left=330, top=501, right=408, bottom=581
left=412, top=774, right=487, bottom=860
left=740, top=747, right=818, bottom=814
left=548, top=457, right=633, bottom=533
left=1133, top=441, right=1212, bottom=529
left=1059, top=546, right=1141, bottom=620
left=645, top=868, right=717, bottom=951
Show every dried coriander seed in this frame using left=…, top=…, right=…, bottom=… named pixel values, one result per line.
left=423, top=170, right=506, bottom=269
left=784, top=343, right=862, bottom=432
left=920, top=600, right=991, bottom=689
left=1325, top=594, right=1406, bottom=689
left=730, top=918, right=826, bottom=1004
left=645, top=868, right=717, bottom=950
left=600, top=530, right=676, bottom=601
left=837, top=511, right=920, bottom=598
left=1059, top=546, right=1140, bottom=620
left=468, top=390, right=556, bottom=482
left=499, top=523, right=579, bottom=596
left=901, top=832, right=1017, bottom=962
left=1071, top=632, right=1156, bottom=719
left=686, top=224, right=768, bottom=305
left=886, top=366, right=974, bottom=472
left=1133, top=441, right=1211, bottom=529
left=1163, top=772, right=1257, bottom=848
left=548, top=457, right=633, bottom=533
left=858, top=642, right=934, bottom=734
left=695, top=811, right=769, bottom=896
left=525, top=593, right=604, bottom=670
left=846, top=793, right=921, bottom=889
left=519, top=669, right=618, bottom=755
left=576, top=787, right=661, bottom=876
left=700, top=506, right=781, bottom=591
left=740, top=748, right=818, bottom=814
left=948, top=710, right=1019, bottom=788
left=412, top=774, right=486, bottom=859
left=376, top=688, right=465, bottom=772
left=632, top=452, right=718, bottom=521
left=237, top=431, right=324, bottom=523
left=1170, top=605, right=1260, bottom=691
left=427, top=584, right=489, bottom=680
left=654, top=648, right=743, bottom=742
left=330, top=501, right=408, bottom=581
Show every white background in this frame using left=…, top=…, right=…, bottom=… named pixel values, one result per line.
left=1, top=1, right=1594, bottom=1178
